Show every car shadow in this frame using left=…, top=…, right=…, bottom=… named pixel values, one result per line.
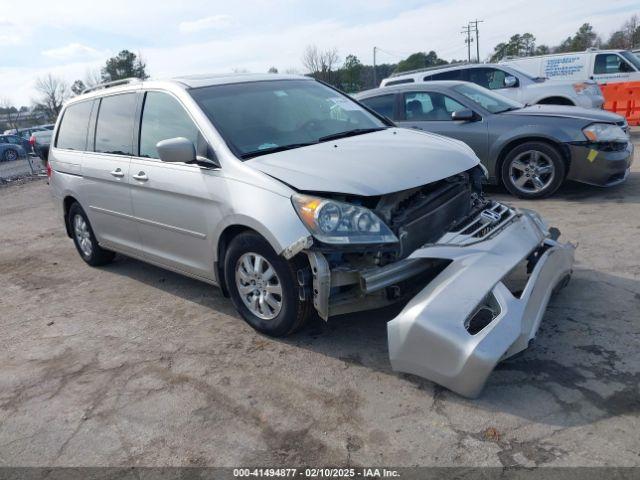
left=484, top=170, right=640, bottom=205
left=102, top=255, right=640, bottom=428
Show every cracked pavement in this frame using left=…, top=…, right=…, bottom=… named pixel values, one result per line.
left=0, top=139, right=639, bottom=468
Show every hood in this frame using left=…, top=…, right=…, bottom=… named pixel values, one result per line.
left=246, top=128, right=479, bottom=196
left=503, top=104, right=625, bottom=124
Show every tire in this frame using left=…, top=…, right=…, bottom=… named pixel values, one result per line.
left=224, top=232, right=312, bottom=337
left=3, top=149, right=18, bottom=162
left=68, top=203, right=115, bottom=266
left=501, top=142, right=565, bottom=199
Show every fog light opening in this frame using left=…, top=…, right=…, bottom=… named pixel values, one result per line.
left=465, top=294, right=500, bottom=335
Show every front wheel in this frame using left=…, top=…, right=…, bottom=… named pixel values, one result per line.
left=501, top=142, right=565, bottom=199
left=224, top=232, right=312, bottom=337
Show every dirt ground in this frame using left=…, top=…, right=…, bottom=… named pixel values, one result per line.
left=0, top=138, right=639, bottom=468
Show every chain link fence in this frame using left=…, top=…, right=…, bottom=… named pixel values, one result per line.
left=0, top=153, right=46, bottom=183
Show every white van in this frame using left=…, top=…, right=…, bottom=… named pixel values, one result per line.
left=501, top=49, right=640, bottom=85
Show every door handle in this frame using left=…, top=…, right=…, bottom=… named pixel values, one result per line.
left=132, top=171, right=148, bottom=181
left=110, top=168, right=124, bottom=178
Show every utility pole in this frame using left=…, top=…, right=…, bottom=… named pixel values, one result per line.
left=469, top=19, right=484, bottom=62
left=373, top=46, right=377, bottom=87
left=461, top=25, right=473, bottom=62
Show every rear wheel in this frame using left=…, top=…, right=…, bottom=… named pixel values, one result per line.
left=224, top=232, right=312, bottom=337
left=68, top=203, right=115, bottom=266
left=501, top=142, right=565, bottom=199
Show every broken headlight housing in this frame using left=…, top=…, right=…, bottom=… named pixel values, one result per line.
left=292, top=194, right=398, bottom=244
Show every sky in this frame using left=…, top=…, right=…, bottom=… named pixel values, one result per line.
left=1, top=0, right=639, bottom=105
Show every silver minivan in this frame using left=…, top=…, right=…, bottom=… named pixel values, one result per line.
left=49, top=74, right=575, bottom=397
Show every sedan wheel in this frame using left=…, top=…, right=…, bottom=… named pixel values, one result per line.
left=501, top=141, right=565, bottom=199
left=4, top=149, right=18, bottom=161
left=235, top=252, right=283, bottom=320
left=508, top=150, right=555, bottom=195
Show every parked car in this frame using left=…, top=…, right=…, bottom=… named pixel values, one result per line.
left=3, top=125, right=53, bottom=140
left=381, top=63, right=604, bottom=109
left=500, top=49, right=640, bottom=85
left=0, top=134, right=31, bottom=155
left=29, top=129, right=53, bottom=161
left=356, top=81, right=633, bottom=198
left=48, top=74, right=575, bottom=397
left=0, top=141, right=27, bottom=162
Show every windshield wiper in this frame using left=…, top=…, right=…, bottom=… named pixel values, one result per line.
left=317, top=127, right=386, bottom=143
left=240, top=142, right=317, bottom=159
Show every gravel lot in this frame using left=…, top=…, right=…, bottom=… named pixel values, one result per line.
left=0, top=137, right=639, bottom=468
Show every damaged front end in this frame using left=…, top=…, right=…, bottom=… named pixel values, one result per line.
left=290, top=166, right=575, bottom=398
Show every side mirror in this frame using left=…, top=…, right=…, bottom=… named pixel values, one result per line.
left=156, top=137, right=196, bottom=163
left=504, top=75, right=518, bottom=88
left=451, top=109, right=476, bottom=122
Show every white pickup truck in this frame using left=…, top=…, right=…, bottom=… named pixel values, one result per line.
left=380, top=63, right=604, bottom=109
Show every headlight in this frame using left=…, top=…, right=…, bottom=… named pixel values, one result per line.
left=582, top=123, right=627, bottom=143
left=292, top=194, right=398, bottom=244
left=573, top=82, right=601, bottom=96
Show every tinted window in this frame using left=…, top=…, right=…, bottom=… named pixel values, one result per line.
left=594, top=54, right=635, bottom=74
left=424, top=70, right=463, bottom=81
left=385, top=78, right=415, bottom=86
left=6, top=136, right=21, bottom=145
left=191, top=80, right=385, bottom=159
left=139, top=91, right=207, bottom=159
left=404, top=92, right=465, bottom=121
left=94, top=93, right=136, bottom=155
left=468, top=68, right=511, bottom=90
left=360, top=94, right=395, bottom=119
left=56, top=101, right=93, bottom=150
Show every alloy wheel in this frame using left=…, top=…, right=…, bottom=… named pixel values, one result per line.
left=235, top=252, right=283, bottom=320
left=508, top=150, right=556, bottom=195
left=73, top=214, right=93, bottom=258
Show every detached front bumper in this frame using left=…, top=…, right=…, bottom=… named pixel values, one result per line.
left=387, top=209, right=575, bottom=398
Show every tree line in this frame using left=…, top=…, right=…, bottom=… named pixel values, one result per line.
left=1, top=50, right=148, bottom=131
left=3, top=13, right=638, bottom=131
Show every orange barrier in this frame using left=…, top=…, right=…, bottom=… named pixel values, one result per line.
left=601, top=81, right=640, bottom=125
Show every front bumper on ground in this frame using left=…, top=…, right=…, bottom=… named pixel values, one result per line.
left=387, top=209, right=575, bottom=398
left=566, top=141, right=634, bottom=187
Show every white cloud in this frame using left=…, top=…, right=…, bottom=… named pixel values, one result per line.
left=179, top=14, right=233, bottom=33
left=3, top=0, right=639, bottom=105
left=42, top=43, right=104, bottom=61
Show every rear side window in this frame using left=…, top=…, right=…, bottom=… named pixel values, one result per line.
left=139, top=91, right=206, bottom=159
left=424, top=70, right=463, bottom=81
left=385, top=78, right=414, bottom=86
left=360, top=94, right=396, bottom=119
left=56, top=101, right=93, bottom=150
left=94, top=93, right=137, bottom=155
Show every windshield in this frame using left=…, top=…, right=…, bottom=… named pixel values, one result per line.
left=190, top=79, right=387, bottom=159
left=453, top=83, right=524, bottom=113
left=620, top=51, right=640, bottom=71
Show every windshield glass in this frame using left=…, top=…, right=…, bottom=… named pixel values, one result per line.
left=453, top=83, right=524, bottom=113
left=190, top=79, right=386, bottom=159
left=620, top=51, right=640, bottom=71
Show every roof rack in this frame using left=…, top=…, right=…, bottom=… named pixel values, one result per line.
left=81, top=77, right=142, bottom=94
left=389, top=61, right=472, bottom=78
